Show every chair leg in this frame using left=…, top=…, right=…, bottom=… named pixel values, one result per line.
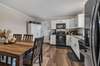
left=39, top=56, right=41, bottom=66
left=0, top=55, right=1, bottom=62
left=6, top=56, right=8, bottom=64
left=0, top=56, right=5, bottom=62
left=40, top=51, right=43, bottom=62
left=41, top=53, right=42, bottom=62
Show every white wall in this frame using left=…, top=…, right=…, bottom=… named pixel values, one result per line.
left=42, top=20, right=51, bottom=43
left=0, top=3, right=34, bottom=34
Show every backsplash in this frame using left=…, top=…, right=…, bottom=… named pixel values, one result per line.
left=77, top=28, right=85, bottom=36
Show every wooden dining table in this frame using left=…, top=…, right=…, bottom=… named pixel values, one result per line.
left=0, top=42, right=33, bottom=66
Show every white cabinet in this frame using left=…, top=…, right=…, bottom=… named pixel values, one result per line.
left=50, top=35, right=56, bottom=45
left=68, top=18, right=78, bottom=28
left=70, top=36, right=80, bottom=59
left=51, top=19, right=78, bottom=29
left=66, top=35, right=71, bottom=46
left=51, top=21, right=56, bottom=29
left=78, top=14, right=85, bottom=28
left=66, top=21, right=69, bottom=28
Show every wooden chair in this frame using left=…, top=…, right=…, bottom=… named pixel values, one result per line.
left=13, top=34, right=22, bottom=41
left=22, top=34, right=33, bottom=42
left=23, top=37, right=44, bottom=66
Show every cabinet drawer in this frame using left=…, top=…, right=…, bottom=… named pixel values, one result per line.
left=50, top=35, right=56, bottom=45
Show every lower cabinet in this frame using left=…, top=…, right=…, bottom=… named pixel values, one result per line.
left=66, top=35, right=71, bottom=46
left=50, top=35, right=56, bottom=45
left=70, top=36, right=80, bottom=59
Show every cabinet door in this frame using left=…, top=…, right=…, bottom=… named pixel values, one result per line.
left=50, top=35, right=56, bottom=45
left=74, top=18, right=78, bottom=27
left=66, top=35, right=71, bottom=46
left=66, top=21, right=70, bottom=28
left=51, top=21, right=56, bottom=29
left=72, top=37, right=80, bottom=59
left=69, top=18, right=77, bottom=28
left=78, top=14, right=85, bottom=28
left=70, top=36, right=73, bottom=48
left=69, top=20, right=73, bottom=27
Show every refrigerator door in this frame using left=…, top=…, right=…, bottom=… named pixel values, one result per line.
left=90, top=2, right=100, bottom=66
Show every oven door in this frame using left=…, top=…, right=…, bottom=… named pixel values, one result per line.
left=90, top=1, right=100, bottom=66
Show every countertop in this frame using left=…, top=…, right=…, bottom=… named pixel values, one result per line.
left=51, top=34, right=84, bottom=40
left=66, top=35, right=84, bottom=40
left=73, top=35, right=84, bottom=40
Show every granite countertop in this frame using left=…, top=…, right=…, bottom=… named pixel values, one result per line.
left=69, top=35, right=84, bottom=40
left=73, top=35, right=84, bottom=40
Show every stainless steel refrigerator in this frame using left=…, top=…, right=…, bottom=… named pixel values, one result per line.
left=85, top=0, right=100, bottom=66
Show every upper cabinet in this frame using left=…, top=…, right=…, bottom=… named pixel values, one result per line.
left=51, top=21, right=56, bottom=29
left=51, top=18, right=78, bottom=29
left=68, top=18, right=78, bottom=28
left=78, top=14, right=85, bottom=28
left=50, top=13, right=85, bottom=29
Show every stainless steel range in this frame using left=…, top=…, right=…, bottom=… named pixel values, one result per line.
left=56, top=31, right=66, bottom=47
left=56, top=23, right=66, bottom=47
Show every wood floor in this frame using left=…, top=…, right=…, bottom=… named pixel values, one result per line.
left=0, top=44, right=84, bottom=66
left=40, top=44, right=84, bottom=66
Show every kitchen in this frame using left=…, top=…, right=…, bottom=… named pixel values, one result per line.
left=0, top=0, right=100, bottom=66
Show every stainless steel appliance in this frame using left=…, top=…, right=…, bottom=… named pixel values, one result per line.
left=56, top=23, right=66, bottom=29
left=56, top=23, right=66, bottom=47
left=56, top=31, right=66, bottom=47
left=85, top=0, right=100, bottom=66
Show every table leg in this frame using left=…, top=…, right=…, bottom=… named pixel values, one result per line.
left=16, top=55, right=23, bottom=66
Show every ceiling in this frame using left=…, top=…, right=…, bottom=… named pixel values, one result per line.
left=0, top=0, right=87, bottom=19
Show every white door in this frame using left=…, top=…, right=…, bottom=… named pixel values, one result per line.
left=30, top=24, right=42, bottom=38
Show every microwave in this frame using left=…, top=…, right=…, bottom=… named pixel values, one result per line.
left=56, top=23, right=66, bottom=29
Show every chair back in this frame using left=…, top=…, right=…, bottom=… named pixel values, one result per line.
left=32, top=37, right=44, bottom=64
left=13, top=34, right=22, bottom=41
left=22, top=34, right=33, bottom=42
